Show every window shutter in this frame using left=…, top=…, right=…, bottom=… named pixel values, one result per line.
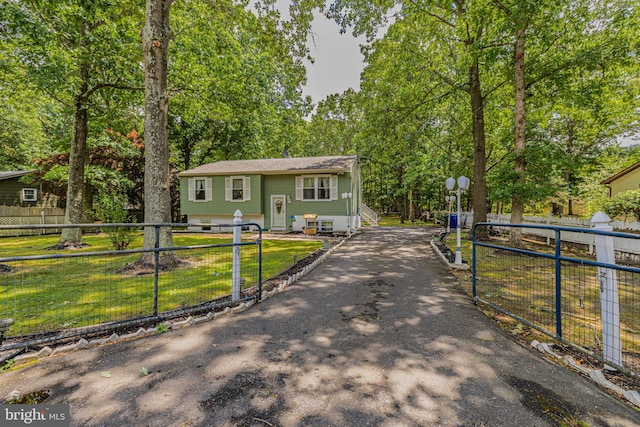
left=243, top=177, right=251, bottom=201
left=295, top=176, right=303, bottom=200
left=205, top=178, right=213, bottom=201
left=188, top=178, right=195, bottom=201
left=330, top=175, right=338, bottom=200
left=225, top=177, right=231, bottom=201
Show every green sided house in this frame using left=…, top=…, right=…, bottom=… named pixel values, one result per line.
left=0, top=170, right=60, bottom=207
left=178, top=155, right=363, bottom=233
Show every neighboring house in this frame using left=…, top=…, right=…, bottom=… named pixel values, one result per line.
left=0, top=170, right=46, bottom=207
left=0, top=170, right=64, bottom=230
left=601, top=161, right=640, bottom=197
left=178, top=155, right=363, bottom=233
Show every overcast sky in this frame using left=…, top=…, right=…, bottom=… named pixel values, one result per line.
left=288, top=7, right=639, bottom=146
left=302, top=12, right=366, bottom=103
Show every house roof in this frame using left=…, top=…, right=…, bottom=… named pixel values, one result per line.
left=600, top=161, right=640, bottom=185
left=0, top=170, right=38, bottom=181
left=178, top=155, right=358, bottom=177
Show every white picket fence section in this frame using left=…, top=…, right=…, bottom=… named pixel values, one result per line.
left=484, top=213, right=640, bottom=260
left=487, top=213, right=640, bottom=232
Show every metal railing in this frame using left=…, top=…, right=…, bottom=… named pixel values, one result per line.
left=472, top=222, right=640, bottom=378
left=361, top=204, right=379, bottom=226
left=0, top=222, right=262, bottom=353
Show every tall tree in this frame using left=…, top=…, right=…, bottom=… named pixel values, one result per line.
left=142, top=0, right=174, bottom=259
left=489, top=0, right=639, bottom=244
left=532, top=0, right=640, bottom=216
left=167, top=0, right=313, bottom=167
left=328, top=0, right=503, bottom=229
left=304, top=90, right=361, bottom=156
left=0, top=53, right=53, bottom=169
left=1, top=1, right=143, bottom=247
left=490, top=0, right=529, bottom=245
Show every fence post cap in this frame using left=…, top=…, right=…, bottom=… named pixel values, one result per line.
left=591, top=211, right=612, bottom=226
left=233, top=210, right=243, bottom=223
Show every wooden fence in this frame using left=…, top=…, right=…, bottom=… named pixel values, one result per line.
left=0, top=206, right=65, bottom=235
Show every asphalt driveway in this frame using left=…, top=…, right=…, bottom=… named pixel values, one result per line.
left=0, top=227, right=638, bottom=426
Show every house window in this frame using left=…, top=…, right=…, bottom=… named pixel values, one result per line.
left=194, top=179, right=206, bottom=201
left=318, top=176, right=330, bottom=199
left=188, top=177, right=212, bottom=202
left=232, top=178, right=244, bottom=200
left=22, top=188, right=37, bottom=202
left=225, top=176, right=251, bottom=202
left=303, top=177, right=316, bottom=200
left=302, top=176, right=336, bottom=200
left=318, top=220, right=333, bottom=232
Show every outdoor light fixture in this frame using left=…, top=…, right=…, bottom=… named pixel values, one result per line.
left=446, top=176, right=470, bottom=265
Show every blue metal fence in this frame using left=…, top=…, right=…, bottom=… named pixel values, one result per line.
left=0, top=223, right=262, bottom=353
left=472, top=222, right=640, bottom=377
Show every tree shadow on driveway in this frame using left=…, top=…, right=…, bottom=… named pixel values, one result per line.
left=1, top=227, right=638, bottom=426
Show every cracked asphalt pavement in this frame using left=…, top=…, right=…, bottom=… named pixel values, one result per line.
left=0, top=226, right=639, bottom=426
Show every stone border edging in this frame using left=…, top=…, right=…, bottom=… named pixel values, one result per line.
left=5, top=233, right=352, bottom=377
left=430, top=239, right=470, bottom=270
left=260, top=233, right=351, bottom=299
left=531, top=340, right=640, bottom=408
left=429, top=234, right=640, bottom=410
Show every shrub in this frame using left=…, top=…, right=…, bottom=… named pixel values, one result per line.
left=602, top=189, right=640, bottom=221
left=95, top=193, right=137, bottom=250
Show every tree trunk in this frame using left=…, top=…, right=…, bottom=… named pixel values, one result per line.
left=565, top=127, right=575, bottom=216
left=183, top=143, right=191, bottom=171
left=469, top=61, right=488, bottom=239
left=142, top=0, right=174, bottom=262
left=566, top=170, right=574, bottom=216
left=408, top=188, right=415, bottom=221
left=83, top=182, right=93, bottom=222
left=509, top=25, right=527, bottom=246
left=58, top=62, right=89, bottom=248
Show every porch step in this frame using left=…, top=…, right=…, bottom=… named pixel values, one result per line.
left=362, top=204, right=379, bottom=226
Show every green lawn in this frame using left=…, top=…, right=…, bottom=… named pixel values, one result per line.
left=377, top=215, right=435, bottom=227
left=444, top=232, right=640, bottom=367
left=0, top=232, right=322, bottom=336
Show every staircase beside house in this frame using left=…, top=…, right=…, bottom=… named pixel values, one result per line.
left=361, top=204, right=379, bottom=226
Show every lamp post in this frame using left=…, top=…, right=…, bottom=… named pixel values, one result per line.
left=446, top=176, right=470, bottom=265
left=342, top=192, right=352, bottom=236
left=445, top=195, right=455, bottom=233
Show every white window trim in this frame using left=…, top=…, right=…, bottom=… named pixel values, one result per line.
left=295, top=175, right=338, bottom=201
left=187, top=177, right=212, bottom=202
left=225, top=176, right=251, bottom=202
left=21, top=188, right=37, bottom=202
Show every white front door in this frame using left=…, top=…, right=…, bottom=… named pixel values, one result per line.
left=270, top=195, right=286, bottom=230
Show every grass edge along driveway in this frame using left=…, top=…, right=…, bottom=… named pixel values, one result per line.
left=0, top=232, right=322, bottom=336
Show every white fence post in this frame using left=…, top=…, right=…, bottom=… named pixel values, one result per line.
left=591, top=211, right=622, bottom=369
left=232, top=209, right=242, bottom=302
